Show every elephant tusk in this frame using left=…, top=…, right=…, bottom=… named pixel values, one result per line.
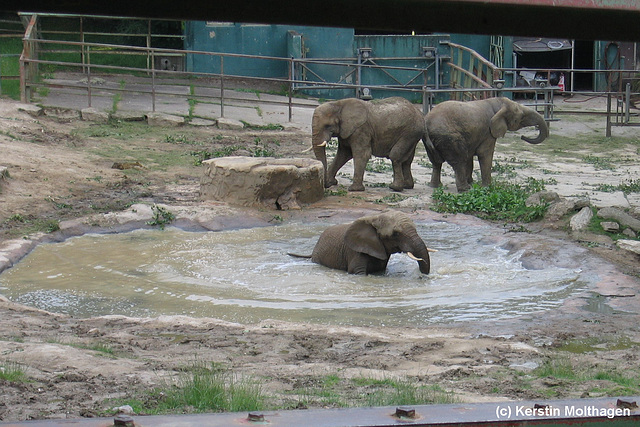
left=427, top=248, right=438, bottom=253
left=318, top=141, right=328, bottom=147
left=406, top=252, right=423, bottom=261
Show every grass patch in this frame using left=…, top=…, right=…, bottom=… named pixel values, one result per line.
left=366, top=159, right=392, bottom=173
left=375, top=193, right=408, bottom=204
left=146, top=204, right=175, bottom=230
left=240, top=122, right=284, bottom=131
left=431, top=178, right=548, bottom=222
left=532, top=356, right=640, bottom=396
left=594, top=179, right=640, bottom=194
left=114, top=362, right=264, bottom=415
left=289, top=374, right=456, bottom=409
left=0, top=362, right=28, bottom=383
left=2, top=214, right=60, bottom=238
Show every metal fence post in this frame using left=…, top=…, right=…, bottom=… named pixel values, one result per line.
left=151, top=49, right=156, bottom=112
left=288, top=57, right=293, bottom=122
left=606, top=92, right=612, bottom=137
left=220, top=56, right=224, bottom=118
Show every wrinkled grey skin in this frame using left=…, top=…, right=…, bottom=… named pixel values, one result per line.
left=310, top=211, right=431, bottom=275
left=312, top=97, right=426, bottom=192
left=424, top=97, right=549, bottom=192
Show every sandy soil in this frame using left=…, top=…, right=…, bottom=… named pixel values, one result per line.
left=0, top=96, right=639, bottom=422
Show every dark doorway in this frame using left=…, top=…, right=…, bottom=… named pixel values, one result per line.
left=573, top=40, right=595, bottom=91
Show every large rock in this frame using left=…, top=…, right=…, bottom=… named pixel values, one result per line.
left=200, top=157, right=324, bottom=210
left=597, top=207, right=640, bottom=232
left=617, top=239, right=640, bottom=255
left=570, top=206, right=593, bottom=231
left=146, top=112, right=185, bottom=127
left=81, top=107, right=109, bottom=123
left=217, top=117, right=244, bottom=130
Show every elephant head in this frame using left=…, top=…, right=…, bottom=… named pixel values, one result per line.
left=489, top=97, right=549, bottom=144
left=311, top=99, right=368, bottom=186
left=311, top=210, right=432, bottom=275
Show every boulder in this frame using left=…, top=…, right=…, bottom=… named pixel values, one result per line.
left=570, top=207, right=593, bottom=231
left=597, top=207, right=640, bottom=232
left=17, top=103, right=43, bottom=117
left=81, top=107, right=109, bottom=123
left=146, top=112, right=185, bottom=127
left=200, top=157, right=324, bottom=210
left=600, top=221, right=620, bottom=232
left=622, top=228, right=637, bottom=238
left=616, top=239, right=640, bottom=255
left=217, top=117, right=245, bottom=130
left=545, top=199, right=578, bottom=221
left=525, top=191, right=560, bottom=207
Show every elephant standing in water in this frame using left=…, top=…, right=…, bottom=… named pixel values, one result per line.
left=311, top=97, right=426, bottom=192
left=424, top=97, right=549, bottom=192
left=305, top=211, right=433, bottom=275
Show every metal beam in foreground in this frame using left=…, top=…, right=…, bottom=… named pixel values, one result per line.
left=0, top=396, right=638, bottom=426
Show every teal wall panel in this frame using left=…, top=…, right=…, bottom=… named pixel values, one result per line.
left=185, top=22, right=353, bottom=81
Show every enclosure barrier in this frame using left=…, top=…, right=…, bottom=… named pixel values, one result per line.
left=13, top=13, right=640, bottom=134
left=0, top=397, right=637, bottom=426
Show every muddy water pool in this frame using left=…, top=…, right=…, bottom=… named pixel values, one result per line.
left=0, top=221, right=589, bottom=326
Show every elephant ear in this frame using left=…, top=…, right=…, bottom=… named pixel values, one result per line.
left=338, top=101, right=368, bottom=139
left=489, top=105, right=509, bottom=139
left=344, top=220, right=387, bottom=260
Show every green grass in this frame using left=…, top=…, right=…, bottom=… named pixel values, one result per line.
left=594, top=179, right=640, bottom=194
left=431, top=178, right=548, bottom=222
left=113, top=362, right=265, bottom=415
left=532, top=356, right=640, bottom=396
left=2, top=214, right=60, bottom=238
left=288, top=374, right=457, bottom=409
left=0, top=362, right=28, bottom=382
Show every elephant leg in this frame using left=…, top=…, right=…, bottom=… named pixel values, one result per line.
left=467, top=157, right=474, bottom=185
left=347, top=253, right=388, bottom=275
left=452, top=161, right=471, bottom=192
left=477, top=151, right=494, bottom=187
left=429, top=161, right=443, bottom=188
left=388, top=145, right=415, bottom=191
left=402, top=156, right=415, bottom=189
left=349, top=144, right=371, bottom=192
left=389, top=160, right=406, bottom=192
left=326, top=145, right=352, bottom=188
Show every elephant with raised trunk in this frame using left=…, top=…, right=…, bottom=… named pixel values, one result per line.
left=306, top=211, right=433, bottom=275
left=424, top=97, right=549, bottom=192
left=311, top=97, right=426, bottom=192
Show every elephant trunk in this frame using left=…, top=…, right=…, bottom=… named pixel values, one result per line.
left=402, top=233, right=431, bottom=275
left=311, top=125, right=331, bottom=187
left=520, top=110, right=549, bottom=145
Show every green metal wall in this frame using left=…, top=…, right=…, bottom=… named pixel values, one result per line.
left=184, top=22, right=354, bottom=80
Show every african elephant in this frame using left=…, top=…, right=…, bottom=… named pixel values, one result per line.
left=309, top=211, right=432, bottom=275
left=424, top=97, right=549, bottom=192
left=311, top=97, right=426, bottom=192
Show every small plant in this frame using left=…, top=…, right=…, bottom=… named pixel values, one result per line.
left=375, top=193, right=408, bottom=204
left=0, top=362, right=28, bottom=383
left=117, top=362, right=264, bottom=414
left=366, top=159, right=392, bottom=173
left=240, top=121, right=285, bottom=131
left=325, top=186, right=348, bottom=197
left=594, top=179, right=640, bottom=194
left=583, top=155, right=616, bottom=171
left=432, top=178, right=548, bottom=222
left=147, top=204, right=175, bottom=230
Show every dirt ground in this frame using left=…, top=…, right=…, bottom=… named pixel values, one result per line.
left=0, top=96, right=639, bottom=422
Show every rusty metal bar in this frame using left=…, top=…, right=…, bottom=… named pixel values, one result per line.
left=0, top=397, right=638, bottom=426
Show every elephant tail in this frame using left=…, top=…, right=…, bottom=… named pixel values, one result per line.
left=287, top=252, right=312, bottom=259
left=422, top=132, right=443, bottom=165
